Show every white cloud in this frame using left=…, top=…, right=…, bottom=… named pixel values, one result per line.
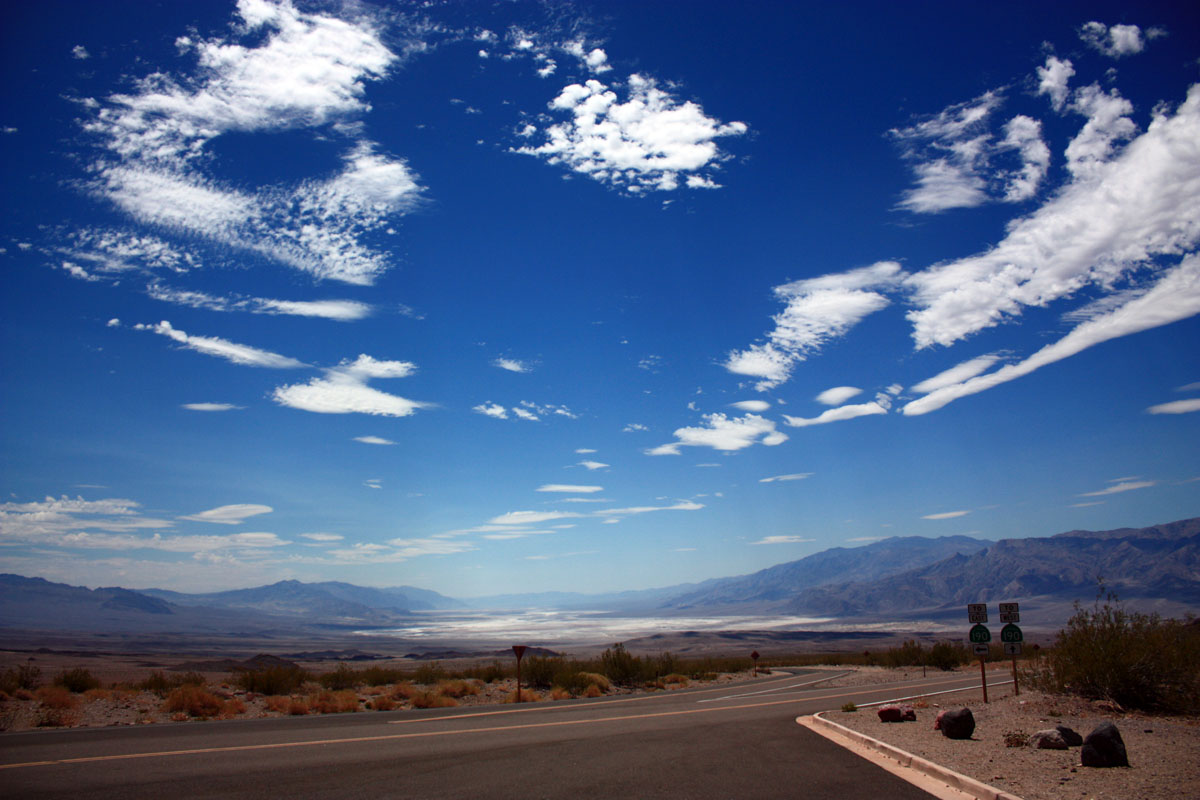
left=182, top=402, right=242, bottom=412
left=536, top=484, right=604, bottom=493
left=179, top=503, right=273, bottom=525
left=149, top=285, right=373, bottom=321
left=493, top=357, right=531, bottom=373
left=1079, top=480, right=1156, bottom=497
left=647, top=413, right=787, bottom=454
left=904, top=255, right=1200, bottom=415
left=759, top=473, right=812, bottom=483
left=578, top=460, right=609, bottom=470
left=575, top=448, right=597, bottom=454
left=725, top=262, right=904, bottom=390
left=911, top=355, right=1001, bottom=394
left=815, top=386, right=861, bottom=406
left=1147, top=398, right=1200, bottom=415
left=905, top=85, right=1200, bottom=351
left=752, top=535, right=814, bottom=545
left=782, top=402, right=888, bottom=428
left=598, top=501, right=704, bottom=516
left=514, top=73, right=747, bottom=193
left=474, top=402, right=508, bottom=419
left=300, top=532, right=344, bottom=542
left=488, top=510, right=585, bottom=526
left=1037, top=56, right=1075, bottom=112
left=72, top=45, right=90, bottom=60
left=1079, top=22, right=1150, bottom=58
left=730, top=400, right=771, bottom=412
left=512, top=407, right=539, bottom=421
left=1065, top=84, right=1137, bottom=181
left=136, top=320, right=306, bottom=368
left=273, top=354, right=428, bottom=418
left=353, top=435, right=395, bottom=445
left=922, top=510, right=970, bottom=520
left=623, top=423, right=648, bottom=432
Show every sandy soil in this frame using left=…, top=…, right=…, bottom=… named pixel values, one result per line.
left=824, top=682, right=1200, bottom=800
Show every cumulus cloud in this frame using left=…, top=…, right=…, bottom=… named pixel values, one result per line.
left=493, top=357, right=532, bottom=373
left=514, top=73, right=747, bottom=193
left=136, top=320, right=306, bottom=368
left=725, top=262, right=904, bottom=390
left=1037, top=56, right=1075, bottom=112
left=273, top=354, right=429, bottom=417
left=474, top=400, right=577, bottom=421
left=1079, top=22, right=1155, bottom=58
left=474, top=402, right=508, bottom=419
left=646, top=413, right=787, bottom=454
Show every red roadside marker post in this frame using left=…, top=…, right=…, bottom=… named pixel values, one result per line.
left=967, top=604, right=990, bottom=703
left=751, top=650, right=760, bottom=677
left=512, top=645, right=527, bottom=703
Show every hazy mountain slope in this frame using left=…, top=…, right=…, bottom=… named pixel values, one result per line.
left=658, top=535, right=991, bottom=611
left=786, top=518, right=1200, bottom=620
left=142, top=580, right=401, bottom=623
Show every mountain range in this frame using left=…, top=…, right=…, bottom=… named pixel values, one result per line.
left=2, top=517, right=1196, bottom=636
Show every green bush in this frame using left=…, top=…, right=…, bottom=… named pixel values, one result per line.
left=600, top=643, right=642, bottom=686
left=1028, top=591, right=1200, bottom=712
left=318, top=663, right=360, bottom=691
left=53, top=667, right=101, bottom=693
left=358, top=665, right=411, bottom=687
left=0, top=664, right=42, bottom=693
left=413, top=661, right=446, bottom=685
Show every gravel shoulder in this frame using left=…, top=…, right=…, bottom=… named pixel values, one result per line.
left=822, top=679, right=1200, bottom=800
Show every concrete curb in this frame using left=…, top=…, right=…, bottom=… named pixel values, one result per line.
left=798, top=712, right=1024, bottom=800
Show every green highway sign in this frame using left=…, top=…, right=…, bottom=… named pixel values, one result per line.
left=969, top=623, right=991, bottom=643
left=1000, top=623, right=1023, bottom=643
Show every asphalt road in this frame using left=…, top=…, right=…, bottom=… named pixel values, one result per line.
left=1, top=670, right=982, bottom=799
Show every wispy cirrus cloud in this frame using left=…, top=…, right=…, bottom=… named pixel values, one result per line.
left=759, top=473, right=812, bottom=483
left=179, top=504, right=273, bottom=525
left=1147, top=398, right=1200, bottom=415
left=537, top=484, right=603, bottom=493
left=1078, top=479, right=1156, bottom=497
left=182, top=402, right=242, bottom=412
left=136, top=320, right=307, bottom=368
left=147, top=284, right=373, bottom=321
left=752, top=535, right=814, bottom=545
left=922, top=510, right=970, bottom=520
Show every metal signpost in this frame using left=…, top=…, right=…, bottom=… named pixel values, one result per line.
left=751, top=650, right=760, bottom=677
left=967, top=605, right=990, bottom=703
left=512, top=645, right=527, bottom=703
left=1000, top=603, right=1023, bottom=695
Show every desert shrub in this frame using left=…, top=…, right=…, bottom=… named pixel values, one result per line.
left=841, top=702, right=857, bottom=712
left=288, top=699, right=309, bottom=715
left=38, top=709, right=75, bottom=727
left=390, top=681, right=420, bottom=700
left=582, top=683, right=604, bottom=698
left=410, top=689, right=458, bottom=709
left=600, top=643, right=643, bottom=686
left=318, top=663, right=360, bottom=691
left=412, top=662, right=446, bottom=685
left=53, top=667, right=101, bottom=693
left=505, top=688, right=539, bottom=703
left=522, top=656, right=560, bottom=689
left=1, top=664, right=42, bottom=693
left=162, top=685, right=226, bottom=718
left=138, top=670, right=207, bottom=695
left=358, top=665, right=410, bottom=687
left=235, top=666, right=308, bottom=696
left=464, top=661, right=508, bottom=683
left=309, top=690, right=360, bottom=714
left=264, top=695, right=291, bottom=713
left=36, top=686, right=78, bottom=710
left=369, top=695, right=396, bottom=711
left=662, top=673, right=690, bottom=687
left=84, top=688, right=112, bottom=702
left=1028, top=592, right=1200, bottom=712
left=549, top=686, right=571, bottom=700
left=15, top=689, right=35, bottom=701
left=219, top=697, right=246, bottom=718
left=436, top=679, right=479, bottom=698
left=576, top=672, right=611, bottom=692
left=926, top=641, right=971, bottom=671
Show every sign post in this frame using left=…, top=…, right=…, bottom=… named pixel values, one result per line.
left=1000, top=604, right=1023, bottom=696
left=512, top=645, right=527, bottom=703
left=751, top=650, right=760, bottom=677
left=967, top=605, right=991, bottom=703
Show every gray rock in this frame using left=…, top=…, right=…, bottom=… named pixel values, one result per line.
left=1081, top=721, right=1129, bottom=767
left=939, top=707, right=975, bottom=739
left=1055, top=725, right=1083, bottom=747
left=1029, top=729, right=1069, bottom=750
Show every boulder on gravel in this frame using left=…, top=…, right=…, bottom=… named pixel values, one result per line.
left=938, top=708, right=975, bottom=739
left=1055, top=725, right=1083, bottom=747
left=1081, top=721, right=1129, bottom=767
left=1029, top=729, right=1069, bottom=750
left=878, top=705, right=904, bottom=722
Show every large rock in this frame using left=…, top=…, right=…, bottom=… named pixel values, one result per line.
left=1081, top=721, right=1129, bottom=767
left=878, top=705, right=916, bottom=722
left=938, top=708, right=975, bottom=739
left=1056, top=725, right=1083, bottom=747
left=1029, top=729, right=1069, bottom=750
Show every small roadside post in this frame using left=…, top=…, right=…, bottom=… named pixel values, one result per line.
left=967, top=603, right=990, bottom=703
left=751, top=650, right=760, bottom=677
left=512, top=645, right=527, bottom=703
left=1000, top=602, right=1022, bottom=696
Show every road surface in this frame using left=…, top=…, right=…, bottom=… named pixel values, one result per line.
left=1, top=669, right=982, bottom=799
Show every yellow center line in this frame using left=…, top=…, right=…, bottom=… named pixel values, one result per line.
left=0, top=676, right=979, bottom=772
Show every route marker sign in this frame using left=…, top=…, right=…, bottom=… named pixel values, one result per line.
left=969, top=623, right=992, bottom=643
left=973, top=643, right=990, bottom=656
left=967, top=603, right=988, bottom=623
left=1004, top=642, right=1023, bottom=656
left=1000, top=623, right=1023, bottom=643
left=999, top=602, right=1020, bottom=623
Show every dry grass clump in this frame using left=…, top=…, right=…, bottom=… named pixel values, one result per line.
left=162, top=685, right=229, bottom=718
left=369, top=695, right=397, bottom=711
left=549, top=686, right=571, bottom=700
left=576, top=672, right=611, bottom=692
left=662, top=673, right=690, bottom=687
left=264, top=695, right=292, bottom=713
left=410, top=689, right=459, bottom=709
left=389, top=681, right=420, bottom=701
left=36, top=686, right=79, bottom=710
left=582, top=683, right=604, bottom=698
left=308, top=690, right=360, bottom=714
left=84, top=688, right=113, bottom=702
left=288, top=699, right=310, bottom=715
left=506, top=689, right=540, bottom=703
left=436, top=679, right=480, bottom=699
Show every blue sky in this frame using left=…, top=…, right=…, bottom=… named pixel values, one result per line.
left=2, top=0, right=1198, bottom=597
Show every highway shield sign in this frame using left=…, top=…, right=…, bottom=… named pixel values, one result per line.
left=1000, top=623, right=1023, bottom=643
left=969, top=623, right=991, bottom=643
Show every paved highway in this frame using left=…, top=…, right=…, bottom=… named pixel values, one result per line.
left=1, top=670, right=982, bottom=799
